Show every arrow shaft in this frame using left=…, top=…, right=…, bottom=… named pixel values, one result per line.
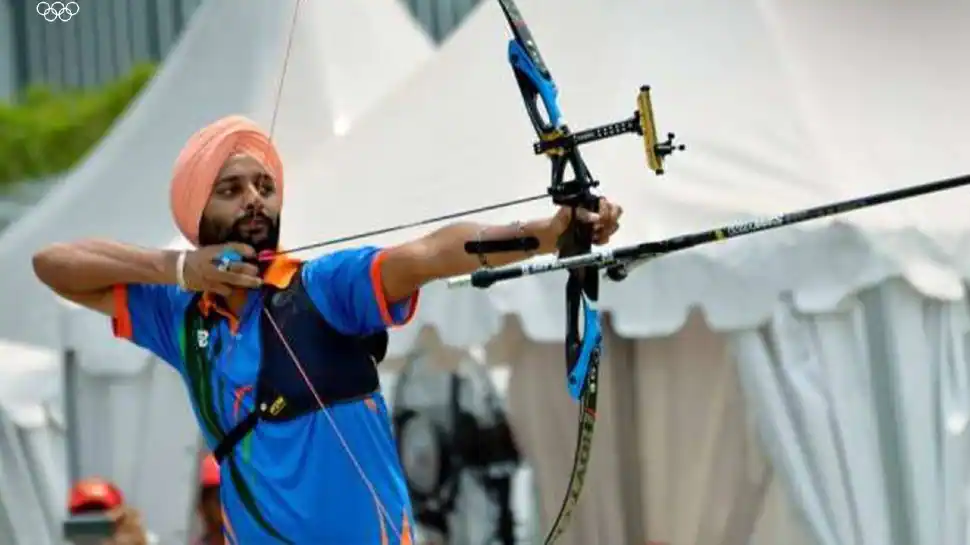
left=448, top=172, right=970, bottom=288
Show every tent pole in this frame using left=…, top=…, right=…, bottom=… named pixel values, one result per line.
left=63, top=348, right=81, bottom=487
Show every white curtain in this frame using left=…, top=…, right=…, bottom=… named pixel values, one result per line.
left=634, top=312, right=812, bottom=545
left=499, top=314, right=813, bottom=545
left=0, top=409, right=65, bottom=545
left=733, top=279, right=970, bottom=545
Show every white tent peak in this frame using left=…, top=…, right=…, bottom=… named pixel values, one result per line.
left=0, top=0, right=435, bottom=352
left=268, top=0, right=435, bottom=158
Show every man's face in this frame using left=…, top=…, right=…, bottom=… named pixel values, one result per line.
left=197, top=154, right=282, bottom=254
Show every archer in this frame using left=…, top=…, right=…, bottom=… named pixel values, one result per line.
left=32, top=115, right=623, bottom=544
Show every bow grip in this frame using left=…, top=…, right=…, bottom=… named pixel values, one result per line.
left=508, top=39, right=562, bottom=135
left=557, top=195, right=600, bottom=259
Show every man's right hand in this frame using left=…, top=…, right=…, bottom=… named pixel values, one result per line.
left=181, top=243, right=263, bottom=296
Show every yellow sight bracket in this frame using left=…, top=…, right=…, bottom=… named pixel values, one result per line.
left=531, top=85, right=684, bottom=175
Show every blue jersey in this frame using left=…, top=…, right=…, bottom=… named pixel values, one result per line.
left=111, top=246, right=418, bottom=544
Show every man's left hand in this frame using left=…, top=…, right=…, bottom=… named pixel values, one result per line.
left=549, top=197, right=623, bottom=246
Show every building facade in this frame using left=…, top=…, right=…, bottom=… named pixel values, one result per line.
left=0, top=0, right=481, bottom=100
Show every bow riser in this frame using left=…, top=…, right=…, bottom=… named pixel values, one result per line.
left=496, top=2, right=606, bottom=544
left=488, top=2, right=682, bottom=543
left=508, top=39, right=563, bottom=134
left=567, top=294, right=602, bottom=400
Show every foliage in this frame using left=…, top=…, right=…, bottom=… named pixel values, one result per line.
left=0, top=63, right=157, bottom=187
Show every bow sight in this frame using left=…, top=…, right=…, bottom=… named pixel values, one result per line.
left=532, top=86, right=684, bottom=176
left=530, top=85, right=685, bottom=282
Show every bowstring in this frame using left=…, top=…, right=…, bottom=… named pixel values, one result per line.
left=262, top=0, right=402, bottom=540
left=261, top=308, right=400, bottom=539
left=272, top=193, right=547, bottom=257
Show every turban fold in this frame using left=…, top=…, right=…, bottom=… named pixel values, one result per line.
left=170, top=115, right=284, bottom=246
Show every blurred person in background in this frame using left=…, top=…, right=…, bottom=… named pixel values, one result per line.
left=195, top=454, right=224, bottom=545
left=67, top=477, right=156, bottom=545
left=33, top=115, right=623, bottom=544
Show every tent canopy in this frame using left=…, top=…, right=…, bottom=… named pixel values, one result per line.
left=278, top=0, right=970, bottom=351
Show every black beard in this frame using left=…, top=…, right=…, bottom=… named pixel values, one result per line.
left=198, top=211, right=280, bottom=264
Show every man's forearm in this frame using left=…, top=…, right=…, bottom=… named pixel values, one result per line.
left=408, top=218, right=559, bottom=282
left=33, top=239, right=179, bottom=295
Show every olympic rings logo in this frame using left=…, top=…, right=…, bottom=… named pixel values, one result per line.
left=36, top=2, right=79, bottom=22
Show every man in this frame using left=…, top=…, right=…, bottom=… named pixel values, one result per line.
left=195, top=454, right=224, bottom=545
left=33, top=115, right=623, bottom=544
left=67, top=477, right=153, bottom=545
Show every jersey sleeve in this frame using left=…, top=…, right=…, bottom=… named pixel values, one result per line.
left=110, top=283, right=185, bottom=370
left=301, top=246, right=420, bottom=336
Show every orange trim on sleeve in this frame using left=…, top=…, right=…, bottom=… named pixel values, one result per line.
left=369, top=250, right=419, bottom=328
left=263, top=255, right=302, bottom=288
left=110, top=284, right=133, bottom=339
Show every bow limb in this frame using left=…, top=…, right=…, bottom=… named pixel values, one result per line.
left=543, top=178, right=603, bottom=545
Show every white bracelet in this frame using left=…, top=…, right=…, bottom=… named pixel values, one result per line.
left=175, top=251, right=188, bottom=289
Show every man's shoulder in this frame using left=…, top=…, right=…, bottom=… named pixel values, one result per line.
left=307, top=245, right=381, bottom=264
left=125, top=283, right=196, bottom=315
left=298, top=247, right=381, bottom=286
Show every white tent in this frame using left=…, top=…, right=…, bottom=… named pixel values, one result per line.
left=0, top=339, right=65, bottom=545
left=0, top=0, right=434, bottom=543
left=279, top=0, right=970, bottom=543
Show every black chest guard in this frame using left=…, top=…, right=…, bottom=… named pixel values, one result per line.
left=207, top=268, right=388, bottom=463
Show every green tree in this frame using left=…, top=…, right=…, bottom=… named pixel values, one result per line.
left=0, top=63, right=157, bottom=187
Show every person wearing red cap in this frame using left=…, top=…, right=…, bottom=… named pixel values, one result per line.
left=195, top=454, right=224, bottom=545
left=67, top=477, right=151, bottom=545
left=69, top=476, right=125, bottom=514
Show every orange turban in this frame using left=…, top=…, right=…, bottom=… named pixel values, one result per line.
left=170, top=115, right=284, bottom=246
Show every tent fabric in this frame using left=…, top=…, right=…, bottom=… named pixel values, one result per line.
left=0, top=0, right=967, bottom=543
left=0, top=340, right=65, bottom=545
left=734, top=280, right=970, bottom=545
left=0, top=1, right=435, bottom=544
left=280, top=0, right=970, bottom=353
left=487, top=315, right=813, bottom=545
